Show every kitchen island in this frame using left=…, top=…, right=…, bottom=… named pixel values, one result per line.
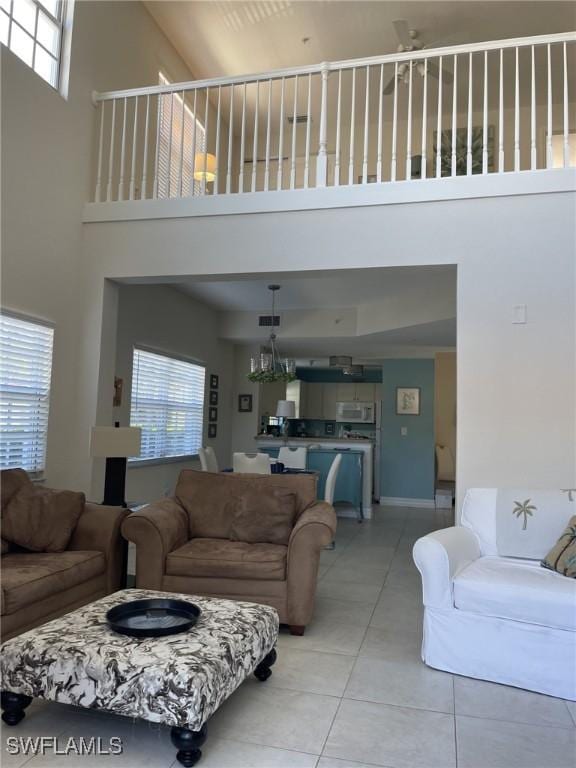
left=255, top=437, right=373, bottom=519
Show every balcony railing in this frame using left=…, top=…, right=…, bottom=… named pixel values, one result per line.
left=90, top=31, right=575, bottom=204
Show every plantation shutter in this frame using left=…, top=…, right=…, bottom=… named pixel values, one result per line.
left=0, top=313, right=54, bottom=474
left=130, top=348, right=206, bottom=461
left=157, top=73, right=206, bottom=198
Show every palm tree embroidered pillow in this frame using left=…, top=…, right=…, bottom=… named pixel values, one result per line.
left=541, top=516, right=576, bottom=578
left=495, top=490, right=576, bottom=560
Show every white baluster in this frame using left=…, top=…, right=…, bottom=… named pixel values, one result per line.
left=304, top=73, right=312, bottom=188
left=421, top=59, right=427, bottom=180
left=141, top=95, right=150, bottom=199
left=190, top=89, right=198, bottom=195
left=290, top=75, right=298, bottom=190
left=178, top=90, right=186, bottom=197
left=251, top=81, right=259, bottom=193
left=499, top=48, right=504, bottom=172
left=106, top=99, right=116, bottom=202
left=482, top=51, right=488, bottom=174
left=406, top=60, right=413, bottom=180
left=153, top=94, right=161, bottom=198
left=466, top=53, right=473, bottom=176
left=95, top=101, right=105, bottom=202
left=531, top=46, right=536, bottom=170
left=167, top=92, right=174, bottom=197
left=377, top=63, right=383, bottom=182
left=514, top=47, right=520, bottom=171
left=391, top=62, right=398, bottom=181
left=214, top=85, right=221, bottom=195
left=563, top=41, right=569, bottom=167
left=203, top=87, right=210, bottom=196
left=316, top=63, right=329, bottom=187
left=451, top=55, right=458, bottom=177
left=547, top=44, right=553, bottom=169
left=239, top=83, right=246, bottom=192
left=436, top=57, right=443, bottom=178
left=334, top=69, right=342, bottom=185
left=277, top=78, right=285, bottom=190
left=227, top=85, right=234, bottom=194
left=348, top=67, right=356, bottom=185
left=363, top=65, right=370, bottom=184
left=264, top=79, right=272, bottom=192
left=118, top=97, right=128, bottom=200
left=129, top=96, right=138, bottom=200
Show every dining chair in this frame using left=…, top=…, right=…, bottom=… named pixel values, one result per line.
left=232, top=452, right=272, bottom=474
left=199, top=446, right=219, bottom=473
left=278, top=446, right=308, bottom=469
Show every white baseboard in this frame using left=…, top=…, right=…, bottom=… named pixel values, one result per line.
left=336, top=505, right=372, bottom=520
left=379, top=496, right=436, bottom=509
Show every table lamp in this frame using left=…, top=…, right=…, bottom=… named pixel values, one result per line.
left=276, top=400, right=296, bottom=437
left=90, top=423, right=141, bottom=507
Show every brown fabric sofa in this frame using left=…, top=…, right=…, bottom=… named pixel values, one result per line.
left=122, top=470, right=337, bottom=634
left=1, top=469, right=129, bottom=641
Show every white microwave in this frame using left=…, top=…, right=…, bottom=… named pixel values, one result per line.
left=336, top=402, right=375, bottom=424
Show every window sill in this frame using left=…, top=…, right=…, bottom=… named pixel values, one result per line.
left=128, top=455, right=200, bottom=469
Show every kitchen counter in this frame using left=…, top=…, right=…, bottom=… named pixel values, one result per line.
left=254, top=435, right=374, bottom=443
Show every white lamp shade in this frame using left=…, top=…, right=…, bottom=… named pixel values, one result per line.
left=90, top=427, right=142, bottom=458
left=276, top=400, right=296, bottom=419
left=194, top=153, right=217, bottom=181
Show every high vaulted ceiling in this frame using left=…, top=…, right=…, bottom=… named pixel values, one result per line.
left=145, top=1, right=576, bottom=82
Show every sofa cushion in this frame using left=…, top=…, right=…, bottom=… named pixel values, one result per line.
left=1, top=551, right=106, bottom=616
left=166, top=538, right=287, bottom=581
left=1, top=468, right=31, bottom=509
left=175, top=470, right=317, bottom=540
left=230, top=487, right=297, bottom=546
left=541, top=516, right=576, bottom=578
left=454, top=556, right=576, bottom=631
left=2, top=484, right=85, bottom=552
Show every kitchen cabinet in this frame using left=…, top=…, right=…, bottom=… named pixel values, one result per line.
left=304, top=383, right=323, bottom=418
left=286, top=379, right=307, bottom=418
left=259, top=381, right=288, bottom=420
left=322, top=385, right=339, bottom=420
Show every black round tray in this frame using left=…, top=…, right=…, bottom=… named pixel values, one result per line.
left=106, top=598, right=201, bottom=638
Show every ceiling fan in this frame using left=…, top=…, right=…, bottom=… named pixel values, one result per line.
left=383, top=20, right=454, bottom=95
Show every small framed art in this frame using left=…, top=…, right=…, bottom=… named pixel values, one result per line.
left=210, top=374, right=219, bottom=389
left=208, top=423, right=217, bottom=438
left=238, top=394, right=253, bottom=413
left=396, top=387, right=420, bottom=415
left=209, top=390, right=218, bottom=406
left=209, top=407, right=218, bottom=423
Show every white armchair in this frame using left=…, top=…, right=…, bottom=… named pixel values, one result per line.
left=413, top=488, right=576, bottom=701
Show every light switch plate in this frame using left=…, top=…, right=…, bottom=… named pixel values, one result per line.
left=401, top=427, right=408, bottom=436
left=512, top=304, right=527, bottom=324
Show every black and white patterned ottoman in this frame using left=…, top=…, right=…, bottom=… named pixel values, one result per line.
left=0, top=589, right=279, bottom=766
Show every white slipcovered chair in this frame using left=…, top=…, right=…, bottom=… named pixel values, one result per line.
left=324, top=453, right=342, bottom=505
left=413, top=488, right=576, bottom=700
left=232, top=452, right=271, bottom=475
left=278, top=446, right=308, bottom=469
left=199, top=446, right=218, bottom=473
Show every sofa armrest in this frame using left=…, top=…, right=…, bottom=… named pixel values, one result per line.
left=121, top=498, right=189, bottom=590
left=68, top=503, right=130, bottom=592
left=412, top=526, right=481, bottom=609
left=286, top=502, right=337, bottom=627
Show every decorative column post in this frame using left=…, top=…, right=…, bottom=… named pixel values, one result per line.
left=316, top=63, right=330, bottom=188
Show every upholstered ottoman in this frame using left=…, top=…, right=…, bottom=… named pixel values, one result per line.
left=0, top=589, right=279, bottom=766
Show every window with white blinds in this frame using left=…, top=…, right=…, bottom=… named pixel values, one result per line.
left=157, top=72, right=206, bottom=198
left=0, top=313, right=54, bottom=474
left=130, top=348, right=206, bottom=461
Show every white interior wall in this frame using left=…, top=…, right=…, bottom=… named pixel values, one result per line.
left=114, top=284, right=235, bottom=502
left=1, top=0, right=197, bottom=490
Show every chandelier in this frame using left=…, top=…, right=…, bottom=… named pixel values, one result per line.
left=248, top=285, right=296, bottom=383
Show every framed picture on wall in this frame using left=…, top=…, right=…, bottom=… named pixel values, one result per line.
left=209, top=390, right=218, bottom=406
left=396, top=387, right=420, bottom=415
left=209, top=407, right=218, bottom=423
left=210, top=374, right=219, bottom=389
left=208, top=423, right=217, bottom=438
left=238, top=394, right=253, bottom=413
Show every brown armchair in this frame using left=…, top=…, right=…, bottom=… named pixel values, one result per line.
left=122, top=470, right=337, bottom=634
left=1, top=469, right=129, bottom=641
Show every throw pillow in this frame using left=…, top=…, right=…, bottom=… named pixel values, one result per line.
left=541, top=516, right=576, bottom=578
left=230, top=487, right=297, bottom=546
left=2, top=484, right=85, bottom=552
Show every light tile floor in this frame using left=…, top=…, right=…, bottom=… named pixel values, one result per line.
left=2, top=505, right=576, bottom=767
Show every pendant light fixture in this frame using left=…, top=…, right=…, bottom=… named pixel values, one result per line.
left=248, top=285, right=296, bottom=383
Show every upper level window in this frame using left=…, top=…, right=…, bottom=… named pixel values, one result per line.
left=0, top=312, right=54, bottom=475
left=0, top=0, right=72, bottom=93
left=130, top=347, right=206, bottom=461
left=157, top=72, right=206, bottom=198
